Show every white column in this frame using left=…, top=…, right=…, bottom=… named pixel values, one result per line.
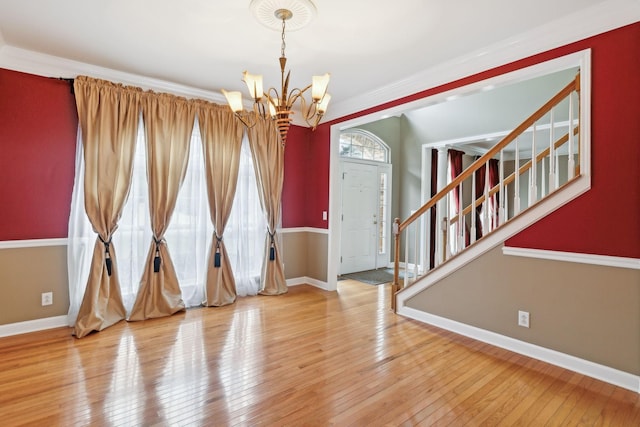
left=435, top=148, right=448, bottom=265
left=421, top=148, right=432, bottom=274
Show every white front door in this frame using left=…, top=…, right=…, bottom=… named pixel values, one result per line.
left=340, top=161, right=379, bottom=275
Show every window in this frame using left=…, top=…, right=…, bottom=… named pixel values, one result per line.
left=378, top=172, right=388, bottom=255
left=339, top=129, right=389, bottom=163
left=68, top=119, right=265, bottom=322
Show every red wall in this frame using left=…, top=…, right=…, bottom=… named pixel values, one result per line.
left=0, top=68, right=321, bottom=237
left=312, top=22, right=640, bottom=258
left=305, top=124, right=331, bottom=229
left=282, top=125, right=309, bottom=228
left=506, top=23, right=640, bottom=258
left=281, top=123, right=329, bottom=229
left=0, top=69, right=77, bottom=240
left=3, top=23, right=638, bottom=260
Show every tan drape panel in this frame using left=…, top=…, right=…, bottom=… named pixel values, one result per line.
left=247, top=119, right=287, bottom=295
left=197, top=102, right=245, bottom=306
left=73, top=76, right=142, bottom=338
left=128, top=93, right=196, bottom=321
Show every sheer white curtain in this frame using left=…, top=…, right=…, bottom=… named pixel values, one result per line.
left=68, top=119, right=264, bottom=326
left=66, top=128, right=93, bottom=326
left=113, top=121, right=152, bottom=311
left=226, top=135, right=267, bottom=297
left=163, top=119, right=212, bottom=307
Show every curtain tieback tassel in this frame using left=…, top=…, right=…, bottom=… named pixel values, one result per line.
left=99, top=235, right=113, bottom=277
left=153, top=237, right=162, bottom=273
left=214, top=235, right=223, bottom=268
left=268, top=230, right=276, bottom=261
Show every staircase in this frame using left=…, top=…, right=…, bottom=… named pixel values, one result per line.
left=392, top=73, right=584, bottom=311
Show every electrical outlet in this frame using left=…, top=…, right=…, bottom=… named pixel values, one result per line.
left=41, top=292, right=53, bottom=306
left=518, top=310, right=530, bottom=328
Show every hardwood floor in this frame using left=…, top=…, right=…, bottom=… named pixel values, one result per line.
left=0, top=281, right=638, bottom=426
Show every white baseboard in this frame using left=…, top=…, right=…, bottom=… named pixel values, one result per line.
left=398, top=306, right=640, bottom=394
left=287, top=277, right=329, bottom=291
left=0, top=315, right=69, bottom=338
left=503, top=246, right=640, bottom=270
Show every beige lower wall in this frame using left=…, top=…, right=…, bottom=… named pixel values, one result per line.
left=0, top=245, right=69, bottom=325
left=306, top=232, right=328, bottom=283
left=282, top=232, right=307, bottom=279
left=406, top=246, right=640, bottom=375
left=0, top=231, right=328, bottom=327
left=282, top=230, right=328, bottom=283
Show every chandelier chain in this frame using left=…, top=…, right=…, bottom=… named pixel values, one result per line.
left=281, top=18, right=287, bottom=58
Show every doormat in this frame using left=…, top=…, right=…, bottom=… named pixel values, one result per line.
left=339, top=268, right=413, bottom=286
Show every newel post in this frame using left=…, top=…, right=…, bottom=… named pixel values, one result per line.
left=392, top=218, right=401, bottom=312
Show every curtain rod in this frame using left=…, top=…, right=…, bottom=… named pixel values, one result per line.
left=54, top=77, right=75, bottom=94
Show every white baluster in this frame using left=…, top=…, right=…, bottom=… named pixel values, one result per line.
left=404, top=221, right=409, bottom=289
left=514, top=137, right=521, bottom=215
left=529, top=122, right=538, bottom=206
left=445, top=192, right=451, bottom=260
left=457, top=182, right=464, bottom=251
left=549, top=109, right=556, bottom=192
left=470, top=170, right=476, bottom=244
left=484, top=160, right=490, bottom=231
left=413, top=219, right=418, bottom=281
left=504, top=185, right=509, bottom=221
left=541, top=158, right=546, bottom=197
left=568, top=91, right=575, bottom=179
left=499, top=149, right=505, bottom=225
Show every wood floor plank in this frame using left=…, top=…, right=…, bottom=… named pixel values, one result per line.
left=0, top=280, right=638, bottom=426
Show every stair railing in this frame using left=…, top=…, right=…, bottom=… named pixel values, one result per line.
left=392, top=73, right=581, bottom=311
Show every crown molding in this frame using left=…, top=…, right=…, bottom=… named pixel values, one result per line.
left=0, top=44, right=310, bottom=126
left=1, top=0, right=637, bottom=124
left=0, top=45, right=228, bottom=104
left=324, top=0, right=640, bottom=122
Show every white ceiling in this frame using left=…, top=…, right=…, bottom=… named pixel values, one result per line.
left=0, top=0, right=638, bottom=122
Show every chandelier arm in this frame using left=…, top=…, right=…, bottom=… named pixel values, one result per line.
left=266, top=87, right=282, bottom=102
left=292, top=84, right=312, bottom=96
left=286, top=84, right=312, bottom=108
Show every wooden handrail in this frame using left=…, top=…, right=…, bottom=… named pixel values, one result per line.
left=398, top=73, right=580, bottom=233
left=450, top=124, right=580, bottom=224
left=391, top=73, right=580, bottom=310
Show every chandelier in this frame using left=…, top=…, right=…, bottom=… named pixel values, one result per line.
left=222, top=0, right=331, bottom=146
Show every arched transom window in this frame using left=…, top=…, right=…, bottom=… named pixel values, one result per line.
left=339, top=129, right=390, bottom=163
